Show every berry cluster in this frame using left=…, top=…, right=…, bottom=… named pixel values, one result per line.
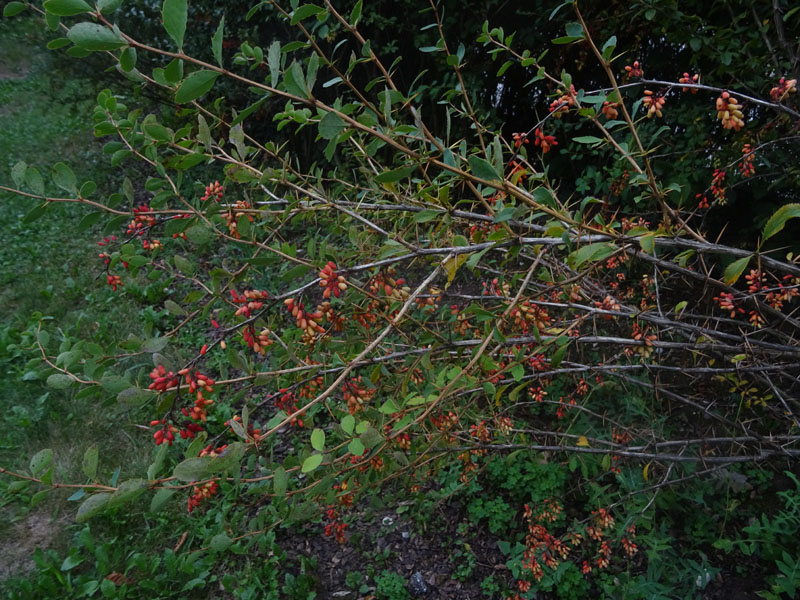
left=231, top=288, right=269, bottom=318
left=342, top=376, right=376, bottom=415
left=769, top=77, right=797, bottom=102
left=533, top=127, right=558, bottom=153
left=318, top=261, right=348, bottom=299
left=679, top=72, right=699, bottom=93
left=624, top=60, right=643, bottom=78
left=716, top=92, right=745, bottom=130
left=642, top=90, right=665, bottom=118
left=275, top=388, right=305, bottom=427
left=601, top=101, right=619, bottom=119
left=284, top=298, right=325, bottom=337
left=200, top=180, right=223, bottom=202
left=549, top=84, right=577, bottom=117
left=739, top=144, right=755, bottom=177
left=187, top=481, right=219, bottom=513
left=148, top=364, right=180, bottom=392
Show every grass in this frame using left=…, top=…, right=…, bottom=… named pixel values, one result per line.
left=0, top=14, right=157, bottom=571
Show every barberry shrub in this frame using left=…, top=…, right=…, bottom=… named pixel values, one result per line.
left=2, top=0, right=800, bottom=595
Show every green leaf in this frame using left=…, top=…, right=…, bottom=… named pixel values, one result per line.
left=340, top=414, right=355, bottom=435
left=143, top=121, right=170, bottom=142
left=76, top=493, right=111, bottom=522
left=162, top=0, right=187, bottom=49
left=60, top=554, right=83, bottom=571
left=601, top=35, right=617, bottom=60
left=31, top=489, right=50, bottom=506
left=348, top=438, right=365, bottom=456
left=163, top=57, right=183, bottom=83
left=281, top=263, right=312, bottom=282
left=164, top=299, right=185, bottom=315
left=349, top=0, right=363, bottom=24
left=82, top=445, right=98, bottom=480
left=291, top=4, right=324, bottom=24
left=175, top=70, right=220, bottom=104
left=147, top=443, right=169, bottom=480
left=273, top=466, right=287, bottom=496
left=100, top=375, right=129, bottom=394
left=174, top=254, right=194, bottom=275
left=552, top=35, right=584, bottom=44
left=30, top=449, right=54, bottom=476
left=107, top=478, right=147, bottom=508
left=3, top=2, right=26, bottom=17
left=142, top=337, right=169, bottom=353
left=302, top=454, right=323, bottom=473
left=413, top=209, right=441, bottom=223
left=211, top=16, right=225, bottom=67
left=97, top=0, right=123, bottom=14
left=573, top=135, right=604, bottom=145
left=374, top=165, right=416, bottom=183
left=46, top=373, right=74, bottom=389
left=443, top=253, right=469, bottom=289
left=267, top=40, right=280, bottom=85
left=210, top=533, right=233, bottom=553
left=762, top=203, right=800, bottom=242
left=284, top=61, right=309, bottom=98
left=117, top=387, right=156, bottom=407
left=723, top=255, right=751, bottom=285
left=378, top=398, right=400, bottom=414
left=25, top=167, right=44, bottom=196
left=67, top=22, right=126, bottom=51
left=468, top=155, right=502, bottom=181
left=208, top=442, right=246, bottom=474
left=310, top=428, right=325, bottom=451
left=43, top=0, right=92, bottom=16
left=638, top=231, right=662, bottom=254
left=567, top=242, right=616, bottom=268
left=51, top=162, right=77, bottom=194
left=11, top=161, right=27, bottom=187
left=172, top=457, right=212, bottom=481
left=551, top=343, right=568, bottom=368
left=318, top=111, right=345, bottom=140
left=50, top=38, right=73, bottom=50
left=185, top=223, right=216, bottom=245
left=149, top=488, right=176, bottom=512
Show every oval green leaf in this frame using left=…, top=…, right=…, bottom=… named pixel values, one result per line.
left=301, top=454, right=323, bottom=473
left=723, top=255, right=751, bottom=285
left=172, top=456, right=212, bottom=481
left=43, top=0, right=92, bottom=16
left=30, top=448, right=54, bottom=476
left=67, top=22, right=126, bottom=51
left=46, top=373, right=75, bottom=389
left=162, top=0, right=187, bottom=49
left=175, top=70, right=220, bottom=104
left=82, top=445, right=98, bottom=480
left=310, top=428, right=325, bottom=451
left=762, top=203, right=800, bottom=243
left=76, top=493, right=112, bottom=522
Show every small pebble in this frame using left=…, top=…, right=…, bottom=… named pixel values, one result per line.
left=408, top=572, right=428, bottom=596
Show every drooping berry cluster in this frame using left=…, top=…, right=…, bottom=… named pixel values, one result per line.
left=769, top=77, right=797, bottom=101
left=318, top=261, right=348, bottom=299
left=716, top=92, right=745, bottom=130
left=642, top=90, right=665, bottom=118
left=679, top=72, right=699, bottom=93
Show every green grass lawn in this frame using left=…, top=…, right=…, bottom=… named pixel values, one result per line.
left=0, top=15, right=155, bottom=576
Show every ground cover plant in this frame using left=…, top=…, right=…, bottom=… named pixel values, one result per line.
left=1, top=0, right=800, bottom=598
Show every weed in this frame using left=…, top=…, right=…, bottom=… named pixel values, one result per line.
left=374, top=570, right=409, bottom=600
